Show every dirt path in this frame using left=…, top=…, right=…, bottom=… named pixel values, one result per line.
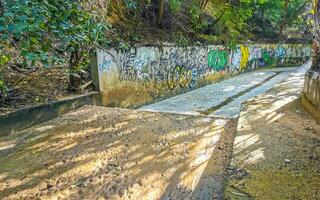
left=0, top=106, right=236, bottom=200
left=225, top=65, right=320, bottom=199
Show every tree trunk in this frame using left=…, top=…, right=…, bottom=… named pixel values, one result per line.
left=312, top=0, right=320, bottom=71
left=311, top=42, right=320, bottom=70
left=201, top=0, right=210, bottom=10
left=156, top=0, right=165, bottom=27
left=68, top=51, right=82, bottom=92
left=0, top=0, right=4, bottom=15
left=278, top=0, right=290, bottom=38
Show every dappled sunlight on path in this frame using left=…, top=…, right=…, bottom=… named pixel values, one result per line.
left=0, top=106, right=235, bottom=200
left=226, top=61, right=320, bottom=199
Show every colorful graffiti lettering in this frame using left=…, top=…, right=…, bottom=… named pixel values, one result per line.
left=276, top=46, right=286, bottom=58
left=167, top=65, right=192, bottom=90
left=97, top=44, right=312, bottom=96
left=240, top=45, right=249, bottom=70
left=275, top=45, right=286, bottom=65
left=229, top=47, right=241, bottom=72
left=189, top=68, right=198, bottom=88
left=260, top=48, right=271, bottom=66
left=247, top=46, right=261, bottom=70
left=208, top=48, right=228, bottom=71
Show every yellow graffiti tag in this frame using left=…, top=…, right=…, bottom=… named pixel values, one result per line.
left=240, top=45, right=249, bottom=70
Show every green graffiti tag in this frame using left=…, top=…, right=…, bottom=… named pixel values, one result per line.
left=207, top=49, right=229, bottom=71
left=261, top=48, right=275, bottom=65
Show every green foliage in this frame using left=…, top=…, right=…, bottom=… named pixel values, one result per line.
left=0, top=0, right=108, bottom=71
left=217, top=2, right=253, bottom=40
left=169, top=0, right=182, bottom=13
left=107, top=0, right=308, bottom=44
left=248, top=0, right=308, bottom=37
left=175, top=31, right=190, bottom=46
left=0, top=54, right=10, bottom=66
left=189, top=3, right=203, bottom=31
left=0, top=43, right=10, bottom=97
left=124, top=0, right=138, bottom=9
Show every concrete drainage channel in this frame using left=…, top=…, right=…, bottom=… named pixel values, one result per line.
left=0, top=92, right=102, bottom=136
left=138, top=67, right=299, bottom=119
left=199, top=72, right=281, bottom=116
left=207, top=69, right=296, bottom=118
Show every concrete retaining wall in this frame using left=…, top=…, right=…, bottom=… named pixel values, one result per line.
left=0, top=93, right=102, bottom=137
left=303, top=70, right=320, bottom=123
left=97, top=44, right=311, bottom=108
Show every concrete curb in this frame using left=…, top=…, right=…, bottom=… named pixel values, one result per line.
left=302, top=94, right=320, bottom=124
left=0, top=92, right=102, bottom=137
left=302, top=69, right=320, bottom=123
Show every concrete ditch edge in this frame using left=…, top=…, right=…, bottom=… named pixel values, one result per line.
left=302, top=69, right=320, bottom=123
left=0, top=92, right=102, bottom=137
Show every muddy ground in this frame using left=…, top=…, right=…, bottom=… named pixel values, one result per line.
left=0, top=106, right=237, bottom=200
left=225, top=99, right=320, bottom=200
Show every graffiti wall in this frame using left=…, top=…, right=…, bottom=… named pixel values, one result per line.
left=96, top=43, right=311, bottom=107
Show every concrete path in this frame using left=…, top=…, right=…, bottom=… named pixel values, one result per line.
left=139, top=66, right=303, bottom=118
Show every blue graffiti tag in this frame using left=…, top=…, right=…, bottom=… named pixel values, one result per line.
left=99, top=55, right=112, bottom=71
left=276, top=47, right=286, bottom=58
left=189, top=68, right=197, bottom=88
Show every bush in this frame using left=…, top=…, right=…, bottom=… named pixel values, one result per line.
left=0, top=0, right=109, bottom=90
left=169, top=0, right=182, bottom=13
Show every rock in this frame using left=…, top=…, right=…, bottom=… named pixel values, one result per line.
left=304, top=127, right=312, bottom=131
left=107, top=163, right=118, bottom=171
left=76, top=180, right=88, bottom=187
left=284, top=159, right=291, bottom=164
left=119, top=188, right=126, bottom=197
left=137, top=179, right=143, bottom=186
left=78, top=189, right=83, bottom=194
left=47, top=183, right=54, bottom=189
